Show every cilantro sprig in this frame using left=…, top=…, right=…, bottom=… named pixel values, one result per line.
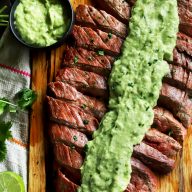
left=0, top=88, right=37, bottom=162
left=0, top=6, right=8, bottom=27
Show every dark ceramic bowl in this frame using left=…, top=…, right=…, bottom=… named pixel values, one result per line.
left=9, top=0, right=74, bottom=49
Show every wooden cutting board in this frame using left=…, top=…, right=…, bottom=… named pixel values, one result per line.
left=28, top=0, right=192, bottom=191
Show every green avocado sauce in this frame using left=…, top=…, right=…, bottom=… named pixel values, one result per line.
left=79, top=0, right=179, bottom=191
left=14, top=0, right=69, bottom=47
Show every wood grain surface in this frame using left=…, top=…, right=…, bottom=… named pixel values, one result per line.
left=29, top=0, right=192, bottom=191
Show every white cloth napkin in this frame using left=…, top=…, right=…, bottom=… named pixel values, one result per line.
left=0, top=28, right=30, bottom=190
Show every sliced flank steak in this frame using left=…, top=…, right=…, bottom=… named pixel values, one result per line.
left=48, top=81, right=107, bottom=119
left=178, top=2, right=192, bottom=38
left=176, top=33, right=192, bottom=56
left=143, top=129, right=182, bottom=157
left=62, top=46, right=113, bottom=76
left=153, top=107, right=187, bottom=143
left=164, top=63, right=192, bottom=94
left=125, top=158, right=158, bottom=192
left=56, top=68, right=108, bottom=98
left=133, top=142, right=175, bottom=174
left=49, top=123, right=88, bottom=152
left=158, top=83, right=192, bottom=128
left=54, top=143, right=83, bottom=170
left=172, top=48, right=192, bottom=72
left=47, top=96, right=99, bottom=135
left=75, top=5, right=127, bottom=38
left=55, top=170, right=79, bottom=192
left=95, top=0, right=131, bottom=24
left=71, top=25, right=123, bottom=56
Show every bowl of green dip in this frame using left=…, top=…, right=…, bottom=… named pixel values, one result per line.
left=9, top=0, right=74, bottom=48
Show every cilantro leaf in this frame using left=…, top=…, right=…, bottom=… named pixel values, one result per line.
left=16, top=88, right=37, bottom=110
left=0, top=121, right=12, bottom=162
left=0, top=99, right=17, bottom=114
left=0, top=121, right=12, bottom=142
left=0, top=141, right=6, bottom=162
left=0, top=98, right=8, bottom=115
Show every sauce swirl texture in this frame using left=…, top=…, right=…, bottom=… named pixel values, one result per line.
left=79, top=0, right=179, bottom=191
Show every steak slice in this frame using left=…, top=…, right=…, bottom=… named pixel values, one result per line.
left=56, top=68, right=108, bottom=98
left=62, top=46, right=113, bottom=76
left=75, top=5, right=127, bottom=38
left=54, top=143, right=83, bottom=176
left=143, top=129, right=182, bottom=157
left=158, top=83, right=192, bottom=128
left=176, top=33, right=192, bottom=56
left=172, top=48, right=192, bottom=72
left=164, top=63, right=192, bottom=94
left=95, top=0, right=131, bottom=24
left=48, top=82, right=107, bottom=120
left=153, top=107, right=187, bottom=143
left=71, top=25, right=123, bottom=56
left=133, top=142, right=175, bottom=174
left=49, top=123, right=88, bottom=152
left=47, top=96, right=99, bottom=135
left=55, top=170, right=79, bottom=192
left=125, top=158, right=158, bottom=192
left=178, top=3, right=192, bottom=38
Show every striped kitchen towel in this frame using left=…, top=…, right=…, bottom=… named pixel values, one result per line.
left=0, top=28, right=30, bottom=190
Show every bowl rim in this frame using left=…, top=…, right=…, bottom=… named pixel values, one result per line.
left=9, top=0, right=74, bottom=49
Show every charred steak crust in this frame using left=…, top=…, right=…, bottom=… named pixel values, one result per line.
left=153, top=107, right=187, bottom=143
left=133, top=142, right=175, bottom=174
left=75, top=4, right=128, bottom=38
left=172, top=48, right=192, bottom=72
left=159, top=83, right=192, bottom=128
left=125, top=158, right=158, bottom=192
left=144, top=128, right=181, bottom=157
left=49, top=123, right=88, bottom=151
left=71, top=25, right=123, bottom=56
left=55, top=170, right=79, bottom=192
left=62, top=46, right=113, bottom=76
left=48, top=81, right=107, bottom=119
left=55, top=68, right=108, bottom=98
left=47, top=96, right=99, bottom=135
left=95, top=0, right=131, bottom=24
left=164, top=63, right=192, bottom=94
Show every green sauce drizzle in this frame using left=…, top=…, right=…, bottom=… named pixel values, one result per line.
left=80, top=0, right=179, bottom=191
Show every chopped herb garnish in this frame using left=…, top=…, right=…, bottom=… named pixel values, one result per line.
left=83, top=120, right=89, bottom=125
left=168, top=130, right=173, bottom=136
left=88, top=56, right=93, bottom=61
left=74, top=56, right=79, bottom=64
left=90, top=38, right=94, bottom=43
left=73, top=135, right=78, bottom=141
left=81, top=104, right=87, bottom=109
left=108, top=33, right=113, bottom=39
left=97, top=50, right=104, bottom=56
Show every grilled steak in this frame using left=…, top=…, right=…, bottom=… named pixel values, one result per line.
left=172, top=48, right=192, bottom=72
left=144, top=129, right=181, bottom=157
left=71, top=25, right=123, bottom=56
left=126, top=158, right=158, bottom=192
left=158, top=83, right=192, bottom=128
left=95, top=0, right=131, bottom=24
left=164, top=63, right=192, bottom=94
left=55, top=170, right=79, bottom=192
left=54, top=143, right=83, bottom=178
left=47, top=96, right=99, bottom=135
left=153, top=107, right=187, bottom=143
left=48, top=82, right=107, bottom=119
left=133, top=142, right=175, bottom=174
left=178, top=2, right=192, bottom=37
left=75, top=5, right=127, bottom=38
left=56, top=68, right=108, bottom=98
left=49, top=123, right=88, bottom=152
left=176, top=33, right=192, bottom=56
left=62, top=46, right=113, bottom=76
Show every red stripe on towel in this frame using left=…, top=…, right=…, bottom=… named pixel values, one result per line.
left=0, top=63, right=31, bottom=78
